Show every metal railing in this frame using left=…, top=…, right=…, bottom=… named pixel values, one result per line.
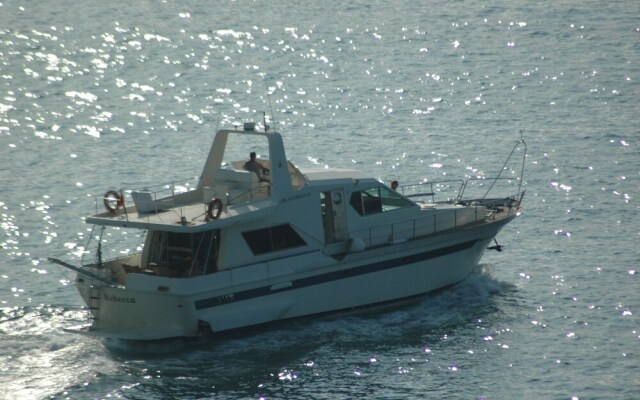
left=94, top=179, right=199, bottom=219
left=399, top=179, right=465, bottom=203
left=220, top=183, right=271, bottom=207
left=399, top=137, right=527, bottom=205
left=350, top=204, right=487, bottom=248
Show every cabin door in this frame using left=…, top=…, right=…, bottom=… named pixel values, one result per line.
left=322, top=190, right=348, bottom=243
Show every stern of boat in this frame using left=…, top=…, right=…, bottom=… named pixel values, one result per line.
left=74, top=283, right=198, bottom=340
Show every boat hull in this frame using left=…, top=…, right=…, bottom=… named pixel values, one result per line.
left=198, top=239, right=488, bottom=333
left=75, top=218, right=510, bottom=340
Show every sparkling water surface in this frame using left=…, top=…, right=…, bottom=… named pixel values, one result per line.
left=1, top=1, right=639, bottom=399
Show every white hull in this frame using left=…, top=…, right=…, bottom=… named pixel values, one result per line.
left=76, top=222, right=506, bottom=340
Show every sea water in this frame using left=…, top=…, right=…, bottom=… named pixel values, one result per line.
left=1, top=1, right=638, bottom=399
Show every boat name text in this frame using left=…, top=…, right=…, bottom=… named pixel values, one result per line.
left=103, top=293, right=136, bottom=304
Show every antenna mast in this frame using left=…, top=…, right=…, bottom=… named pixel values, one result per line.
left=266, top=89, right=276, bottom=132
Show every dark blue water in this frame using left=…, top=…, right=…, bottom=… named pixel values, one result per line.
left=1, top=1, right=639, bottom=398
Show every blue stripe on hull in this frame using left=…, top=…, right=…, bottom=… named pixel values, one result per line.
left=194, top=239, right=478, bottom=310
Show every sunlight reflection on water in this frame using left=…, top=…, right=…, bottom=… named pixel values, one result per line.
left=1, top=0, right=640, bottom=398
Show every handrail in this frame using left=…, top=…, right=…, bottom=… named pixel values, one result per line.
left=94, top=178, right=198, bottom=213
left=481, top=138, right=527, bottom=200
left=350, top=204, right=491, bottom=248
left=351, top=180, right=523, bottom=248
left=398, top=138, right=527, bottom=205
left=457, top=177, right=521, bottom=202
left=399, top=179, right=465, bottom=203
left=222, top=183, right=271, bottom=206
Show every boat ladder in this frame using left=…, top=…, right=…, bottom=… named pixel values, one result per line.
left=87, top=285, right=102, bottom=329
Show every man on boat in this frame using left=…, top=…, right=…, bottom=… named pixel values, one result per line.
left=244, top=152, right=270, bottom=181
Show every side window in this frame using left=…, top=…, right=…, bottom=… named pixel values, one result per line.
left=350, top=186, right=414, bottom=216
left=242, top=224, right=306, bottom=255
left=349, top=191, right=364, bottom=215
left=379, top=187, right=414, bottom=210
left=350, top=188, right=382, bottom=216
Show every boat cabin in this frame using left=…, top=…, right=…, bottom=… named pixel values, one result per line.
left=83, top=125, right=492, bottom=285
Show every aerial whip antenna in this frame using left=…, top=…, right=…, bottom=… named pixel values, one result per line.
left=214, top=103, right=222, bottom=134
left=266, top=82, right=277, bottom=132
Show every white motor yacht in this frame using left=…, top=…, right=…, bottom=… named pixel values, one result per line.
left=50, top=120, right=526, bottom=340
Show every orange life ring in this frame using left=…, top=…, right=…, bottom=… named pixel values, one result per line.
left=207, top=198, right=223, bottom=220
left=104, top=190, right=125, bottom=214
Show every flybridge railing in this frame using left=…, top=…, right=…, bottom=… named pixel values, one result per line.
left=215, top=182, right=271, bottom=207
left=93, top=177, right=269, bottom=223
left=94, top=179, right=199, bottom=218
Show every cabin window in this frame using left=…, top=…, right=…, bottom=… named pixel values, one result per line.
left=146, top=230, right=219, bottom=276
left=350, top=187, right=414, bottom=216
left=242, top=224, right=306, bottom=255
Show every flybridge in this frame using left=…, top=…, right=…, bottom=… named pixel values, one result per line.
left=85, top=125, right=306, bottom=231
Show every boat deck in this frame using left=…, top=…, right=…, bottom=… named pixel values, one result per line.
left=87, top=188, right=275, bottom=231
